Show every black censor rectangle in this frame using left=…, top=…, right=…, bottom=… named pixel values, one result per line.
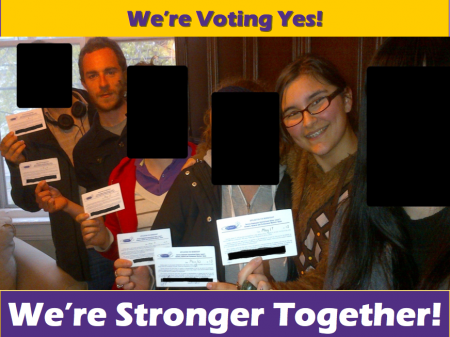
left=91, top=205, right=121, bottom=217
left=127, top=65, right=188, bottom=158
left=133, top=257, right=153, bottom=263
left=16, top=124, right=44, bottom=135
left=367, top=67, right=450, bottom=206
left=17, top=43, right=72, bottom=108
left=228, top=246, right=286, bottom=260
left=161, top=278, right=213, bottom=282
left=26, top=175, right=57, bottom=183
left=212, top=92, right=279, bottom=185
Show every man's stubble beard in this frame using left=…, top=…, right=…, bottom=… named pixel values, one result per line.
left=98, top=96, right=126, bottom=113
left=93, top=84, right=126, bottom=113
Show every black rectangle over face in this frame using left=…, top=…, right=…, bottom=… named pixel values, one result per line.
left=17, top=43, right=72, bottom=108
left=367, top=67, right=450, bottom=206
left=127, top=65, right=188, bottom=158
left=212, top=92, right=279, bottom=185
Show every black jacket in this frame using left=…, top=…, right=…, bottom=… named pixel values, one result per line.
left=7, top=88, right=96, bottom=281
left=73, top=112, right=127, bottom=193
left=152, top=161, right=296, bottom=284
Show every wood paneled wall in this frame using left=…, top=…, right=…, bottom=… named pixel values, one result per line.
left=176, top=37, right=384, bottom=142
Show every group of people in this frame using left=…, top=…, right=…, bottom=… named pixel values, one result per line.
left=1, top=37, right=449, bottom=290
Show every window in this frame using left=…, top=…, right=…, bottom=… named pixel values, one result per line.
left=115, top=37, right=176, bottom=66
left=0, top=37, right=176, bottom=211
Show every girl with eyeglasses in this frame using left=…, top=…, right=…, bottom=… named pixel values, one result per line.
left=235, top=54, right=358, bottom=290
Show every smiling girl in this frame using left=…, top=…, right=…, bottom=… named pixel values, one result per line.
left=249, top=55, right=359, bottom=289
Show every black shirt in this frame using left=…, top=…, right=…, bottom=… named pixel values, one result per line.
left=73, top=112, right=127, bottom=192
left=405, top=208, right=450, bottom=278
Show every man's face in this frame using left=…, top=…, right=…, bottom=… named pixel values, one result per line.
left=81, top=47, right=126, bottom=112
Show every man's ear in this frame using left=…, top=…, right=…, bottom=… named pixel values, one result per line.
left=344, top=87, right=353, bottom=113
left=81, top=80, right=87, bottom=90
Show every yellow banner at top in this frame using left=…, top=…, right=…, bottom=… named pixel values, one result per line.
left=1, top=0, right=448, bottom=36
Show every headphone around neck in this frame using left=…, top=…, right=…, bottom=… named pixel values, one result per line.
left=43, top=91, right=88, bottom=131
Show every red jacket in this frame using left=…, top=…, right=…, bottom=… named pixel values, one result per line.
left=100, top=143, right=197, bottom=261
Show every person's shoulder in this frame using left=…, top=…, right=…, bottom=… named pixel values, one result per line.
left=168, top=160, right=210, bottom=192
left=109, top=157, right=135, bottom=182
left=187, top=160, right=211, bottom=178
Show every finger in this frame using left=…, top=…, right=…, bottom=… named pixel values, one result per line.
left=134, top=266, right=150, bottom=278
left=48, top=198, right=56, bottom=212
left=257, top=281, right=272, bottom=290
left=48, top=185, right=59, bottom=196
left=81, top=226, right=100, bottom=235
left=0, top=132, right=14, bottom=149
left=9, top=143, right=26, bottom=162
left=237, top=256, right=263, bottom=285
left=206, top=282, right=237, bottom=290
left=115, top=267, right=133, bottom=277
left=76, top=213, right=90, bottom=224
left=123, top=282, right=136, bottom=290
left=81, top=222, right=102, bottom=234
left=114, top=259, right=133, bottom=269
left=80, top=219, right=101, bottom=230
left=35, top=193, right=51, bottom=206
left=7, top=138, right=23, bottom=151
left=4, top=140, right=24, bottom=161
left=6, top=140, right=25, bottom=158
left=83, top=232, right=97, bottom=243
left=1, top=132, right=18, bottom=152
left=247, top=274, right=269, bottom=288
left=36, top=195, right=51, bottom=208
left=116, top=276, right=130, bottom=288
left=35, top=180, right=48, bottom=194
left=37, top=191, right=52, bottom=199
left=40, top=196, right=52, bottom=211
left=81, top=226, right=100, bottom=239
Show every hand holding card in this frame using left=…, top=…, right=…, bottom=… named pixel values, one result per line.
left=0, top=131, right=26, bottom=165
left=77, top=213, right=110, bottom=248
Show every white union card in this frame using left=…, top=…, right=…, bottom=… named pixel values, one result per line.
left=19, top=158, right=61, bottom=186
left=117, top=229, right=172, bottom=267
left=154, top=246, right=217, bottom=288
left=216, top=209, right=297, bottom=266
left=6, top=108, right=46, bottom=136
left=81, top=183, right=125, bottom=220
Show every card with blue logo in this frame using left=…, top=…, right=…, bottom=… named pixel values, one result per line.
left=216, top=209, right=297, bottom=266
left=117, top=228, right=172, bottom=267
left=6, top=108, right=47, bottom=136
left=19, top=158, right=60, bottom=186
left=154, top=246, right=217, bottom=288
left=81, top=183, right=125, bottom=219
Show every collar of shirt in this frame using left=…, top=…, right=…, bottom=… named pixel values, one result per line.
left=89, top=112, right=127, bottom=148
left=134, top=146, right=192, bottom=196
